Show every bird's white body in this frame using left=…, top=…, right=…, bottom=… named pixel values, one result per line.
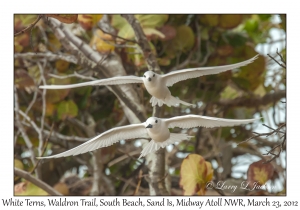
left=145, top=117, right=170, bottom=142
left=37, top=115, right=259, bottom=159
left=39, top=55, right=259, bottom=107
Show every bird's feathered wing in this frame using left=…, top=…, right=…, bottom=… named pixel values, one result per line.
left=162, top=55, right=259, bottom=87
left=165, top=115, right=258, bottom=129
left=37, top=123, right=147, bottom=159
left=39, top=75, right=143, bottom=89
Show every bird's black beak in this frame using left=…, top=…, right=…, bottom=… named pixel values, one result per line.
left=146, top=124, right=153, bottom=128
left=148, top=78, right=151, bottom=82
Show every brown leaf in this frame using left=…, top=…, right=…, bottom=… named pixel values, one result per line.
left=217, top=45, right=234, bottom=57
left=14, top=69, right=35, bottom=90
left=158, top=25, right=177, bottom=41
left=46, top=14, right=78, bottom=24
left=247, top=160, right=274, bottom=188
left=53, top=182, right=69, bottom=195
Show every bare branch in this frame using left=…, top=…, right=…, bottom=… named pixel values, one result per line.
left=14, top=15, right=42, bottom=37
left=37, top=61, right=47, bottom=156
left=14, top=52, right=78, bottom=64
left=267, top=50, right=286, bottom=69
left=121, top=14, right=168, bottom=195
left=14, top=87, right=38, bottom=176
left=14, top=168, right=62, bottom=195
left=46, top=16, right=146, bottom=124
left=217, top=90, right=286, bottom=108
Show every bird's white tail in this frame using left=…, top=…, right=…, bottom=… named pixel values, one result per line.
left=150, top=97, right=165, bottom=107
left=150, top=96, right=195, bottom=107
left=139, top=133, right=192, bottom=158
left=165, top=95, right=195, bottom=107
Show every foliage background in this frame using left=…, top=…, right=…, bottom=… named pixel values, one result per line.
left=13, top=14, right=286, bottom=196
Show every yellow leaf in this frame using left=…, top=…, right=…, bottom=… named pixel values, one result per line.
left=14, top=159, right=24, bottom=170
left=220, top=85, right=242, bottom=100
left=254, top=84, right=266, bottom=97
left=90, top=29, right=115, bottom=53
left=180, top=154, right=213, bottom=195
left=15, top=181, right=48, bottom=196
left=45, top=76, right=71, bottom=103
left=78, top=14, right=103, bottom=30
left=55, top=59, right=70, bottom=72
left=253, top=167, right=269, bottom=185
left=143, top=28, right=165, bottom=39
left=247, top=160, right=274, bottom=187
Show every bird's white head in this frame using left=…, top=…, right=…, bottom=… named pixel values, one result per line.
left=142, top=71, right=157, bottom=83
left=145, top=117, right=161, bottom=130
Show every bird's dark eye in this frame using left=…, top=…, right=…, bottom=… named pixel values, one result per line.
left=143, top=75, right=146, bottom=78
left=155, top=120, right=158, bottom=123
left=153, top=74, right=155, bottom=77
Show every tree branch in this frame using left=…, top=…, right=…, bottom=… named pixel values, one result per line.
left=46, top=16, right=147, bottom=124
left=121, top=14, right=169, bottom=195
left=14, top=168, right=62, bottom=195
left=217, top=90, right=286, bottom=108
left=14, top=15, right=42, bottom=37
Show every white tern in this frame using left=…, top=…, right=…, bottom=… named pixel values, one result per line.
left=39, top=55, right=259, bottom=107
left=37, top=115, right=258, bottom=159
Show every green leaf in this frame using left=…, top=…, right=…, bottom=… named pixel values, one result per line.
left=45, top=75, right=71, bottom=103
left=218, top=14, right=242, bottom=29
left=199, top=14, right=219, bottom=27
left=220, top=85, right=242, bottom=100
left=165, top=25, right=195, bottom=57
left=57, top=100, right=78, bottom=120
left=224, top=32, right=248, bottom=47
left=136, top=14, right=168, bottom=28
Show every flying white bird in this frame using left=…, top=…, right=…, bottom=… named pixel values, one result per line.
left=39, top=55, right=259, bottom=107
left=37, top=115, right=258, bottom=159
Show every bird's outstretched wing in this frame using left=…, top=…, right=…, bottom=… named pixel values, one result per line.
left=165, top=115, right=258, bottom=129
left=162, top=55, right=259, bottom=87
left=39, top=75, right=143, bottom=89
left=37, top=123, right=147, bottom=159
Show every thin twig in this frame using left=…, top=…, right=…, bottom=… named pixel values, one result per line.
left=14, top=15, right=43, bottom=37
left=267, top=50, right=286, bottom=69
left=238, top=123, right=286, bottom=145
left=49, top=71, right=97, bottom=81
left=276, top=48, right=286, bottom=65
left=98, top=26, right=138, bottom=44
left=14, top=87, right=38, bottom=176
left=30, top=124, right=54, bottom=174
left=108, top=150, right=141, bottom=167
left=133, top=170, right=143, bottom=195
left=14, top=168, right=62, bottom=195
left=37, top=61, right=47, bottom=156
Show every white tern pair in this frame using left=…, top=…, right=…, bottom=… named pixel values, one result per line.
left=38, top=55, right=259, bottom=159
